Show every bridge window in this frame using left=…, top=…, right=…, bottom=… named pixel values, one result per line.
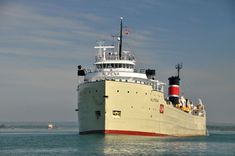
left=97, top=64, right=102, bottom=69
left=107, top=64, right=112, bottom=68
left=98, top=63, right=134, bottom=69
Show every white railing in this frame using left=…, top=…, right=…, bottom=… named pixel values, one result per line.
left=95, top=52, right=135, bottom=62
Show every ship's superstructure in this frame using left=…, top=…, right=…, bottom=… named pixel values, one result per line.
left=76, top=18, right=206, bottom=136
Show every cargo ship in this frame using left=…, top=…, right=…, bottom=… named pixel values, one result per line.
left=76, top=18, right=206, bottom=136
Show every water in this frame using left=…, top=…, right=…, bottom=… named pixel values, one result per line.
left=0, top=122, right=235, bottom=156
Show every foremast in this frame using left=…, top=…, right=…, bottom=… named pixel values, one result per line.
left=119, top=17, right=123, bottom=59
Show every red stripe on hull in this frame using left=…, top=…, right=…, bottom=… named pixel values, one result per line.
left=105, top=130, right=169, bottom=137
left=80, top=130, right=169, bottom=137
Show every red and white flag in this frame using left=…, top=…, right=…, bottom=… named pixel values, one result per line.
left=123, top=27, right=130, bottom=35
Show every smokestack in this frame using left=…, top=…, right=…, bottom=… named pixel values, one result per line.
left=168, top=76, right=180, bottom=105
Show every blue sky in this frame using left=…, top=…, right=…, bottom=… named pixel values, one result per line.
left=0, top=0, right=234, bottom=123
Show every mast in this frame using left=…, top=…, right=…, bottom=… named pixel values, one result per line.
left=119, top=17, right=123, bottom=60
left=175, top=63, right=183, bottom=78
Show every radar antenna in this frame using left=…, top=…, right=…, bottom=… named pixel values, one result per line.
left=175, top=63, right=183, bottom=78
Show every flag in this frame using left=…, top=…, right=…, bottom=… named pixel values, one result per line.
left=123, top=27, right=130, bottom=35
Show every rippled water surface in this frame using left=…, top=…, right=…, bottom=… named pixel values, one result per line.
left=0, top=122, right=235, bottom=156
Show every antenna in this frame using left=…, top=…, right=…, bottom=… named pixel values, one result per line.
left=111, top=35, right=115, bottom=46
left=119, top=17, right=123, bottom=60
left=111, top=34, right=119, bottom=46
left=175, top=63, right=183, bottom=78
left=97, top=40, right=105, bottom=46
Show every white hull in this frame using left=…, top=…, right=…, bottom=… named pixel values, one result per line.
left=78, top=80, right=206, bottom=136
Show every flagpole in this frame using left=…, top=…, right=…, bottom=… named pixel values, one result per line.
left=119, top=17, right=123, bottom=60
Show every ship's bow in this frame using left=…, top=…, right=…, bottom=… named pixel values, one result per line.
left=78, top=81, right=105, bottom=134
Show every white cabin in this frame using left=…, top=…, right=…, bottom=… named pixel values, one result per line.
left=78, top=43, right=165, bottom=93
